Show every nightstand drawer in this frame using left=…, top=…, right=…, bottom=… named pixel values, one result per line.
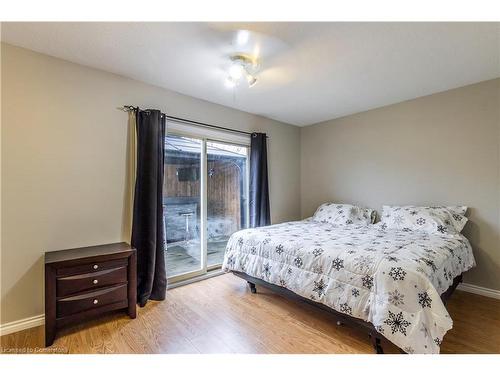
left=56, top=258, right=128, bottom=277
left=57, top=266, right=127, bottom=297
left=57, top=284, right=128, bottom=318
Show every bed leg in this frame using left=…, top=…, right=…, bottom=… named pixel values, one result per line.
left=369, top=334, right=384, bottom=354
left=248, top=281, right=257, bottom=294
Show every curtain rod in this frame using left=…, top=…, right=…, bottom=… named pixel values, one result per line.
left=121, top=105, right=262, bottom=137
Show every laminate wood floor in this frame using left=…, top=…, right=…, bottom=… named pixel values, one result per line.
left=2, top=273, right=499, bottom=354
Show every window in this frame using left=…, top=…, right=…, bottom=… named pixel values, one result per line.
left=164, top=121, right=249, bottom=282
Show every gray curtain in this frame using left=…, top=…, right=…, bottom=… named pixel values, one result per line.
left=249, top=132, right=271, bottom=227
left=131, top=108, right=167, bottom=307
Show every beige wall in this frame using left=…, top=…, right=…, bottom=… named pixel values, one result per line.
left=0, top=43, right=301, bottom=324
left=301, top=78, right=500, bottom=290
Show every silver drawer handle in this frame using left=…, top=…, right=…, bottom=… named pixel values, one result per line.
left=93, top=299, right=99, bottom=305
left=93, top=279, right=98, bottom=284
left=93, top=264, right=99, bottom=270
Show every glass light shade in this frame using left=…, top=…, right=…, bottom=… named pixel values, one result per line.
left=236, top=30, right=250, bottom=46
left=228, top=63, right=244, bottom=81
left=246, top=74, right=257, bottom=87
left=225, top=76, right=237, bottom=88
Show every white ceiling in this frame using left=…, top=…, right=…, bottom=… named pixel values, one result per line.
left=2, top=22, right=499, bottom=126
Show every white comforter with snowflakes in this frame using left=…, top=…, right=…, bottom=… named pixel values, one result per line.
left=222, top=220, right=475, bottom=354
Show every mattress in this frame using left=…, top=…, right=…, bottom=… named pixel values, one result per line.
left=222, top=219, right=475, bottom=354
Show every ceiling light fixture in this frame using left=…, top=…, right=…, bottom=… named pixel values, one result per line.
left=225, top=54, right=259, bottom=89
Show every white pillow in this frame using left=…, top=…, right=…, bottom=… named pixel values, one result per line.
left=380, top=205, right=468, bottom=234
left=313, top=203, right=376, bottom=225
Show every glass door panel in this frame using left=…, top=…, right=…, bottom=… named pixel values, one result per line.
left=164, top=135, right=202, bottom=278
left=206, top=141, right=248, bottom=268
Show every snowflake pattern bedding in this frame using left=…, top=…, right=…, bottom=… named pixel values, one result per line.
left=222, top=220, right=475, bottom=354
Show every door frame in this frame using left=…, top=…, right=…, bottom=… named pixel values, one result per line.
left=165, top=120, right=250, bottom=284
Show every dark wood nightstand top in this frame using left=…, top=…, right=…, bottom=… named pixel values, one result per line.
left=45, top=242, right=134, bottom=264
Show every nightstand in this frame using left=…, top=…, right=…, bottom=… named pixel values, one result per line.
left=45, top=242, right=136, bottom=346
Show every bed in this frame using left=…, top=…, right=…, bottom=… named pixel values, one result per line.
left=222, top=218, right=475, bottom=354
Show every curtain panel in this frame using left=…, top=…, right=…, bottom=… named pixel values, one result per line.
left=249, top=132, right=271, bottom=228
left=131, top=109, right=167, bottom=306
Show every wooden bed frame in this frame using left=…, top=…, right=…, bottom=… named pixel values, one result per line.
left=232, top=271, right=463, bottom=354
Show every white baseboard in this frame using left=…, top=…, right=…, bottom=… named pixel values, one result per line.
left=457, top=282, right=500, bottom=300
left=0, top=314, right=44, bottom=336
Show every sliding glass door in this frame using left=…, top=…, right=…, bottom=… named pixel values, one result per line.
left=206, top=141, right=248, bottom=269
left=164, top=135, right=203, bottom=278
left=164, top=127, right=249, bottom=282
